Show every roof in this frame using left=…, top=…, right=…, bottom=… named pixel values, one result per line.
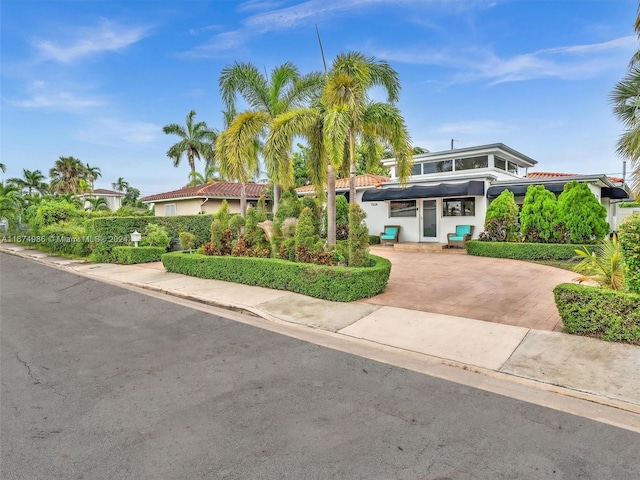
left=78, top=188, right=124, bottom=197
left=383, top=143, right=538, bottom=167
left=141, top=182, right=268, bottom=203
left=295, top=174, right=390, bottom=194
left=527, top=171, right=625, bottom=185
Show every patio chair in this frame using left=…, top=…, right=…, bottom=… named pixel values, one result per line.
left=380, top=225, right=400, bottom=246
left=447, top=225, right=474, bottom=249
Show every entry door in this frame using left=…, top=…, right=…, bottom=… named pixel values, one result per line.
left=422, top=200, right=437, bottom=239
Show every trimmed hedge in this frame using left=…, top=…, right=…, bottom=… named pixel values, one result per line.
left=618, top=214, right=640, bottom=294
left=554, top=283, right=640, bottom=344
left=112, top=246, right=166, bottom=264
left=368, top=235, right=381, bottom=245
left=85, top=214, right=213, bottom=261
left=161, top=252, right=391, bottom=302
left=466, top=240, right=579, bottom=260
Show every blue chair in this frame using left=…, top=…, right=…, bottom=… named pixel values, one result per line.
left=380, top=225, right=400, bottom=246
left=447, top=225, right=474, bottom=248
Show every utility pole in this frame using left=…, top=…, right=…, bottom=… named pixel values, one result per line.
left=450, top=139, right=459, bottom=150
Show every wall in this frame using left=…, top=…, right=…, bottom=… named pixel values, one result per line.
left=153, top=198, right=242, bottom=216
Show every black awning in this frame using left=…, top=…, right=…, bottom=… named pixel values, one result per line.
left=362, top=181, right=485, bottom=201
left=487, top=183, right=630, bottom=200
left=602, top=187, right=629, bottom=199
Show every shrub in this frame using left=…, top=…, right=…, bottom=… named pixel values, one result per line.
left=179, top=231, right=196, bottom=252
left=556, top=181, right=608, bottom=244
left=111, top=246, right=165, bottom=264
left=144, top=223, right=170, bottom=249
left=228, top=214, right=246, bottom=236
left=519, top=185, right=558, bottom=243
left=38, top=221, right=92, bottom=257
left=368, top=235, right=381, bottom=245
left=483, top=190, right=519, bottom=241
left=31, top=200, right=83, bottom=233
left=618, top=213, right=640, bottom=293
left=573, top=234, right=625, bottom=290
left=161, top=252, right=391, bottom=302
left=554, top=283, right=640, bottom=344
left=301, top=196, right=321, bottom=235
left=348, top=203, right=369, bottom=267
left=466, top=240, right=579, bottom=260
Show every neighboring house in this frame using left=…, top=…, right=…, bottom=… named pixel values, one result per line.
left=141, top=182, right=269, bottom=216
left=296, top=173, right=390, bottom=200
left=346, top=143, right=627, bottom=244
left=77, top=189, right=125, bottom=211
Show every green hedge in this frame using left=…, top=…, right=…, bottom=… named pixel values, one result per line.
left=85, top=214, right=213, bottom=261
left=618, top=216, right=640, bottom=294
left=112, top=246, right=166, bottom=264
left=161, top=252, right=391, bottom=302
left=554, top=283, right=640, bottom=344
left=368, top=235, right=381, bottom=245
left=466, top=240, right=579, bottom=260
left=36, top=222, right=92, bottom=257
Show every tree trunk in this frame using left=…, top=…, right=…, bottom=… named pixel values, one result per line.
left=273, top=184, right=282, bottom=214
left=240, top=182, right=247, bottom=218
left=327, top=164, right=337, bottom=247
left=349, top=128, right=357, bottom=204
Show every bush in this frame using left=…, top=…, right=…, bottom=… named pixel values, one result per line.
left=38, top=222, right=92, bottom=257
left=368, top=235, right=381, bottom=245
left=31, top=200, right=83, bottom=234
left=554, top=283, right=640, bottom=344
left=519, top=185, right=558, bottom=243
left=556, top=181, right=609, bottom=244
left=144, top=223, right=170, bottom=248
left=179, top=232, right=196, bottom=252
left=161, top=252, right=391, bottom=302
left=618, top=213, right=640, bottom=294
left=466, top=240, right=579, bottom=260
left=483, top=190, right=519, bottom=241
left=348, top=203, right=369, bottom=267
left=111, top=246, right=165, bottom=264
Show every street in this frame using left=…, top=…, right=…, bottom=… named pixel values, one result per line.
left=1, top=252, right=639, bottom=479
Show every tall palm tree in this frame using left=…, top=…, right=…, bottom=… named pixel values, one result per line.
left=7, top=169, right=48, bottom=196
left=0, top=183, right=24, bottom=229
left=219, top=61, right=323, bottom=211
left=85, top=197, right=109, bottom=212
left=85, top=164, right=102, bottom=191
left=163, top=110, right=217, bottom=173
left=112, top=177, right=129, bottom=193
left=323, top=51, right=412, bottom=203
left=49, top=156, right=87, bottom=194
left=0, top=163, right=5, bottom=173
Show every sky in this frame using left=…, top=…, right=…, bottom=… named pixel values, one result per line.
left=1, top=0, right=638, bottom=196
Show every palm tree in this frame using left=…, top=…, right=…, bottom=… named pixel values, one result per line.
left=7, top=169, right=48, bottom=196
left=112, top=177, right=129, bottom=193
left=323, top=51, right=412, bottom=203
left=49, top=156, right=87, bottom=194
left=163, top=110, right=217, bottom=173
left=0, top=183, right=24, bottom=229
left=85, top=164, right=102, bottom=191
left=85, top=197, right=109, bottom=212
left=0, top=163, right=5, bottom=173
left=219, top=61, right=323, bottom=211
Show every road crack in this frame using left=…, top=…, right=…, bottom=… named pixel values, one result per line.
left=16, top=353, right=65, bottom=397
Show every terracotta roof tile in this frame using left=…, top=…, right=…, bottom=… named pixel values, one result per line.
left=141, top=182, right=268, bottom=202
left=296, top=174, right=390, bottom=194
left=91, top=188, right=124, bottom=195
left=526, top=171, right=625, bottom=185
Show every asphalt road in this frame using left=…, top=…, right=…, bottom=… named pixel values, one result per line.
left=1, top=252, right=639, bottom=480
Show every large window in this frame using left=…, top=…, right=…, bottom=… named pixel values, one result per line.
left=412, top=163, right=422, bottom=175
left=495, top=156, right=507, bottom=171
left=454, top=156, right=488, bottom=171
left=442, top=197, right=475, bottom=216
left=390, top=200, right=416, bottom=217
left=164, top=204, right=176, bottom=216
left=422, top=160, right=453, bottom=174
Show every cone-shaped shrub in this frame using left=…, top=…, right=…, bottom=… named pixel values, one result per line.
left=520, top=185, right=559, bottom=243
left=556, top=181, right=608, bottom=244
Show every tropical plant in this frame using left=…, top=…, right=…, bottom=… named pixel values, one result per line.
left=347, top=202, right=369, bottom=267
left=323, top=51, right=412, bottom=203
left=0, top=163, right=5, bottom=173
left=143, top=223, right=170, bottom=249
left=7, top=169, right=49, bottom=196
left=483, top=189, right=519, bottom=241
left=84, top=164, right=102, bottom=191
left=0, top=183, right=24, bottom=229
left=219, top=61, right=323, bottom=211
left=556, top=181, right=608, bottom=244
left=519, top=185, right=558, bottom=243
left=179, top=231, right=196, bottom=253
left=163, top=110, right=218, bottom=173
left=85, top=197, right=109, bottom=212
left=573, top=234, right=625, bottom=290
left=49, top=156, right=88, bottom=194
left=111, top=177, right=130, bottom=193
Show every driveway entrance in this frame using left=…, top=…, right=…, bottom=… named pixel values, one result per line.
left=362, top=247, right=577, bottom=331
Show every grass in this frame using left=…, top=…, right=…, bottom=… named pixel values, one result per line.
left=530, top=258, right=580, bottom=272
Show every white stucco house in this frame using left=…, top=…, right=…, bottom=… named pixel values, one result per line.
left=77, top=188, right=125, bottom=211
left=352, top=143, right=628, bottom=244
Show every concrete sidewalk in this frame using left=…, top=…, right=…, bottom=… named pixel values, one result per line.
left=2, top=243, right=639, bottom=416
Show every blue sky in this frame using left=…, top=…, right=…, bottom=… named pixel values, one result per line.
left=1, top=0, right=637, bottom=196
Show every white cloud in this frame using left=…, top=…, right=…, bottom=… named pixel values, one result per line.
left=436, top=120, right=511, bottom=135
left=33, top=19, right=149, bottom=63
left=75, top=117, right=161, bottom=145
left=7, top=91, right=105, bottom=111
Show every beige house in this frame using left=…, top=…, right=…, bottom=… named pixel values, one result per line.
left=141, top=182, right=269, bottom=216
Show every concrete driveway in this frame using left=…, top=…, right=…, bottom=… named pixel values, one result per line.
left=363, top=247, right=577, bottom=331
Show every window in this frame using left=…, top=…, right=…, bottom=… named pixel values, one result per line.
left=422, top=160, right=453, bottom=174
left=507, top=161, right=518, bottom=174
left=442, top=197, right=475, bottom=216
left=390, top=200, right=416, bottom=217
left=495, top=156, right=506, bottom=171
left=454, top=156, right=488, bottom=171
left=164, top=204, right=176, bottom=216
left=412, top=163, right=422, bottom=175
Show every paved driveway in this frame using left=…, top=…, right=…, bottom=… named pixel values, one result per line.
left=362, top=247, right=577, bottom=331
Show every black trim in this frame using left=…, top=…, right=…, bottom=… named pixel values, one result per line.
left=602, top=187, right=629, bottom=199
left=487, top=183, right=629, bottom=200
left=362, top=181, right=485, bottom=201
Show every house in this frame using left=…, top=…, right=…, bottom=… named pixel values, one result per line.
left=141, top=182, right=269, bottom=216
left=354, top=143, right=628, bottom=244
left=77, top=189, right=125, bottom=211
left=296, top=173, right=391, bottom=199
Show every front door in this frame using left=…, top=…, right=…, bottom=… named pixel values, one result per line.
left=422, top=199, right=437, bottom=240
